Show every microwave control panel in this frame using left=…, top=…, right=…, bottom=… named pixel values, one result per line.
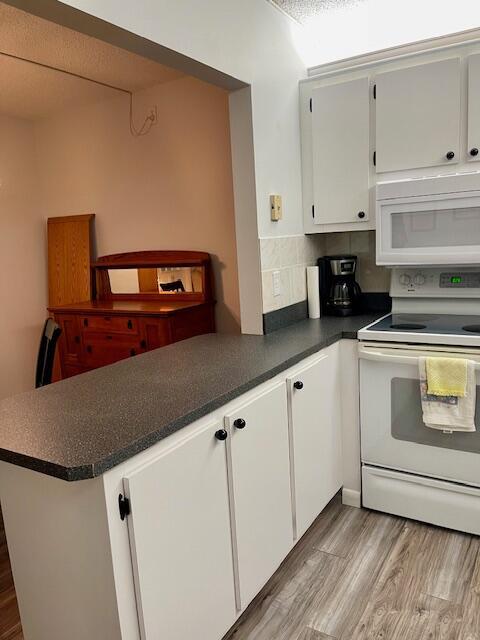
left=391, top=268, right=480, bottom=297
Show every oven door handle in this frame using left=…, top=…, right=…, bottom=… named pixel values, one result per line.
left=358, top=345, right=480, bottom=367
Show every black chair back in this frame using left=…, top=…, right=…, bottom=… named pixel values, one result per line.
left=35, top=319, right=62, bottom=388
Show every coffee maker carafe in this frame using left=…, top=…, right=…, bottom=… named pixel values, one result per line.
left=318, top=255, right=361, bottom=316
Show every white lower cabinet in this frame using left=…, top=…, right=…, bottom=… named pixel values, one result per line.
left=0, top=342, right=358, bottom=640
left=122, top=355, right=343, bottom=639
left=123, top=421, right=237, bottom=640
left=287, top=345, right=342, bottom=539
left=225, top=381, right=293, bottom=609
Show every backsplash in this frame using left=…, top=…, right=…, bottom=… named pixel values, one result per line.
left=260, top=231, right=390, bottom=313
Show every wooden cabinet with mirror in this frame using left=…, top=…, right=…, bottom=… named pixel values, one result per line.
left=49, top=251, right=216, bottom=378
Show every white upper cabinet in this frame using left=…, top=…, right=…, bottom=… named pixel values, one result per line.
left=311, top=77, right=370, bottom=225
left=375, top=58, right=461, bottom=172
left=287, top=348, right=342, bottom=540
left=468, top=54, right=480, bottom=162
left=124, top=422, right=236, bottom=640
left=225, top=382, right=293, bottom=609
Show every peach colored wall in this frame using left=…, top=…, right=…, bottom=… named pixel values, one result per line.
left=35, top=76, right=240, bottom=334
left=0, top=114, right=47, bottom=399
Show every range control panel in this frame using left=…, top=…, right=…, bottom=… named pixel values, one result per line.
left=391, top=268, right=480, bottom=297
left=439, top=272, right=480, bottom=288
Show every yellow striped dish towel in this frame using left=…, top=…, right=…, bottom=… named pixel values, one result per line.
left=426, top=357, right=468, bottom=397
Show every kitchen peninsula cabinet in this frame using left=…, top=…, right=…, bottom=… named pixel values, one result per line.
left=225, top=382, right=293, bottom=608
left=287, top=345, right=342, bottom=539
left=0, top=325, right=365, bottom=640
left=124, top=421, right=236, bottom=640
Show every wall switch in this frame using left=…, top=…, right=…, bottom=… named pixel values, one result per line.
left=272, top=270, right=281, bottom=297
left=270, top=195, right=282, bottom=221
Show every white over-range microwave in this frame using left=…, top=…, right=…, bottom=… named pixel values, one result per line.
left=376, top=172, right=480, bottom=266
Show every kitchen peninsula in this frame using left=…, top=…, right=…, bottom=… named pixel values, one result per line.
left=0, top=314, right=378, bottom=640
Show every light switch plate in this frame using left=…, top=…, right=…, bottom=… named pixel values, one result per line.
left=270, top=195, right=282, bottom=221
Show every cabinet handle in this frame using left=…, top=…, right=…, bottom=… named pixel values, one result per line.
left=357, top=211, right=365, bottom=219
left=127, top=319, right=133, bottom=330
left=470, top=148, right=479, bottom=157
left=233, top=418, right=246, bottom=429
left=106, top=335, right=113, bottom=340
left=86, top=345, right=92, bottom=354
left=130, top=349, right=136, bottom=357
left=446, top=151, right=455, bottom=160
left=83, top=318, right=88, bottom=327
left=140, top=340, right=147, bottom=349
left=293, top=380, right=304, bottom=390
left=215, top=429, right=228, bottom=441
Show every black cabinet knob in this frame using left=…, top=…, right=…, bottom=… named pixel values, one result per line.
left=470, top=147, right=479, bottom=157
left=215, top=429, right=228, bottom=441
left=127, top=319, right=133, bottom=330
left=293, top=380, right=304, bottom=390
left=446, top=151, right=455, bottom=160
left=234, top=418, right=246, bottom=429
left=130, top=349, right=136, bottom=357
left=357, top=211, right=365, bottom=219
left=140, top=339, right=147, bottom=349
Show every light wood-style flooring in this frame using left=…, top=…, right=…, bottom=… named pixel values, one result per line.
left=0, top=509, right=22, bottom=640
left=224, top=495, right=480, bottom=640
left=1, top=497, right=479, bottom=640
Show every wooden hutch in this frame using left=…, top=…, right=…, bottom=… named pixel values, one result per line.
left=49, top=251, right=215, bottom=378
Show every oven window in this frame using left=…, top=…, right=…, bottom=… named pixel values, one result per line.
left=391, top=207, right=480, bottom=249
left=391, top=378, right=480, bottom=453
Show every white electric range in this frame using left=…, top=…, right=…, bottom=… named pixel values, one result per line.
left=357, top=267, right=480, bottom=535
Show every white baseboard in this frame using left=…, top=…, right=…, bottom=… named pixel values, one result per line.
left=342, top=488, right=361, bottom=508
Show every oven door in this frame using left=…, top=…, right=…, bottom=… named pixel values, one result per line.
left=359, top=342, right=480, bottom=487
left=376, top=191, right=480, bottom=265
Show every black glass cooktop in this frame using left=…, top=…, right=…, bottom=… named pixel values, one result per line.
left=367, top=314, right=480, bottom=336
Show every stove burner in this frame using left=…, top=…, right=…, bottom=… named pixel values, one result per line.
left=390, top=323, right=427, bottom=330
left=463, top=324, right=480, bottom=334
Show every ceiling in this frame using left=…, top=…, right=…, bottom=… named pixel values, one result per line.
left=0, top=3, right=185, bottom=121
left=270, top=0, right=364, bottom=23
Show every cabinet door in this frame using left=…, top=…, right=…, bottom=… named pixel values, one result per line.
left=311, top=77, right=370, bottom=225
left=124, top=422, right=236, bottom=640
left=225, top=382, right=292, bottom=609
left=468, top=54, right=480, bottom=162
left=287, top=348, right=342, bottom=539
left=375, top=58, right=461, bottom=172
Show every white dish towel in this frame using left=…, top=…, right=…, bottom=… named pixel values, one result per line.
left=419, top=357, right=476, bottom=432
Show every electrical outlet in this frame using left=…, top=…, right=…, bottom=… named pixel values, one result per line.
left=273, top=270, right=281, bottom=297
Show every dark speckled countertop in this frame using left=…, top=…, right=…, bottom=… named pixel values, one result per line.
left=0, top=314, right=381, bottom=481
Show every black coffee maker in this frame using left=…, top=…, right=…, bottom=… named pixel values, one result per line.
left=318, top=255, right=361, bottom=316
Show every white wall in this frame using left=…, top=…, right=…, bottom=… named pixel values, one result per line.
left=0, top=115, right=46, bottom=399
left=296, top=0, right=480, bottom=67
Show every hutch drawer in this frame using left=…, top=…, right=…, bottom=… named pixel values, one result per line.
left=80, top=315, right=139, bottom=334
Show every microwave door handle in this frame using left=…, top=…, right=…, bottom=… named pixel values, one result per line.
left=358, top=347, right=480, bottom=368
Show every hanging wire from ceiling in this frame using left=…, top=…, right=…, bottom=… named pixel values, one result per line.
left=0, top=50, right=158, bottom=137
